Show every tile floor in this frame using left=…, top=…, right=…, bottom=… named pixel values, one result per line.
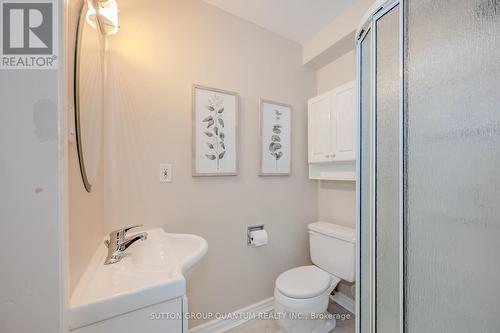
left=225, top=301, right=354, bottom=333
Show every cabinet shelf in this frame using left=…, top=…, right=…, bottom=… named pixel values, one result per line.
left=309, top=160, right=356, bottom=181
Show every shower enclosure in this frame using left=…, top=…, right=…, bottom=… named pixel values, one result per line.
left=356, top=0, right=500, bottom=332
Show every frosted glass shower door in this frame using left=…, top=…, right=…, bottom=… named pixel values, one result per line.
left=375, top=4, right=401, bottom=333
left=356, top=2, right=402, bottom=332
left=405, top=0, right=500, bottom=332
left=358, top=0, right=500, bottom=332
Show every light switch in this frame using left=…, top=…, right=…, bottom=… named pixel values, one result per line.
left=159, top=164, right=172, bottom=183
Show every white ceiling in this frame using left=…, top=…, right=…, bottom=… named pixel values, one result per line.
left=201, top=0, right=353, bottom=44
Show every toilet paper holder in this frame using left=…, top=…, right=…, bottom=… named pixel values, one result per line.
left=247, top=224, right=265, bottom=246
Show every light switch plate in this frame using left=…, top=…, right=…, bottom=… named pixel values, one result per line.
left=159, top=164, right=172, bottom=183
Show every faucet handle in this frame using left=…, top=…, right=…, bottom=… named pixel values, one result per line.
left=107, top=225, right=144, bottom=245
left=123, top=224, right=144, bottom=234
left=109, top=224, right=144, bottom=237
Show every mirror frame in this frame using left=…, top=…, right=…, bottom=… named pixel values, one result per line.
left=74, top=1, right=105, bottom=193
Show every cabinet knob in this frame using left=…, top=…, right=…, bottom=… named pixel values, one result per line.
left=325, top=154, right=330, bottom=158
left=330, top=153, right=336, bottom=159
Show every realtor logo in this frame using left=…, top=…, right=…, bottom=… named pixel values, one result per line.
left=1, top=0, right=58, bottom=69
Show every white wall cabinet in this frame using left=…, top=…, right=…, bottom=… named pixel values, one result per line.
left=308, top=81, right=356, bottom=180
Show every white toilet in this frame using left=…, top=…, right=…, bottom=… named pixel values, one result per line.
left=274, top=222, right=355, bottom=333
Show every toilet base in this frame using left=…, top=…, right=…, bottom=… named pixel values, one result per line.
left=274, top=287, right=337, bottom=333
left=273, top=268, right=342, bottom=333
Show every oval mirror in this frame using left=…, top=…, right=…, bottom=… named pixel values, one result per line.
left=74, top=1, right=105, bottom=192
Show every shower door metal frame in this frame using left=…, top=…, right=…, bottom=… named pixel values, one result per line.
left=355, top=24, right=372, bottom=333
left=355, top=0, right=404, bottom=332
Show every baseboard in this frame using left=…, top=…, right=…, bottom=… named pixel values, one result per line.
left=331, top=291, right=355, bottom=314
left=188, top=297, right=274, bottom=333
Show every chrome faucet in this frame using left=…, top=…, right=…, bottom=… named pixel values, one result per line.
left=104, top=225, right=148, bottom=265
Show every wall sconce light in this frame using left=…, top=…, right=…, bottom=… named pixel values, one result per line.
left=86, top=0, right=119, bottom=35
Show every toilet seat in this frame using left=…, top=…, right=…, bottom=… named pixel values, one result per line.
left=276, top=265, right=338, bottom=299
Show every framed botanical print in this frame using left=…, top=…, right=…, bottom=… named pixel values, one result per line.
left=192, top=85, right=238, bottom=176
left=259, top=99, right=292, bottom=176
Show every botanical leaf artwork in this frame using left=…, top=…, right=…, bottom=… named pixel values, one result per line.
left=269, top=109, right=284, bottom=170
left=202, top=94, right=226, bottom=170
left=260, top=101, right=291, bottom=176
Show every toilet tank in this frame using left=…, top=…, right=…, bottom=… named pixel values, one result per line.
left=308, top=222, right=356, bottom=282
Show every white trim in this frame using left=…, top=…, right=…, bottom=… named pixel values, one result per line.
left=331, top=292, right=355, bottom=314
left=60, top=1, right=70, bottom=332
left=398, top=1, right=405, bottom=332
left=369, top=17, right=377, bottom=333
left=354, top=25, right=364, bottom=333
left=188, top=298, right=274, bottom=333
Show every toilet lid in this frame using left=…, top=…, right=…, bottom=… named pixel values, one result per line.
left=276, top=266, right=334, bottom=299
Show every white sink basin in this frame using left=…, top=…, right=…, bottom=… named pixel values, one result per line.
left=70, top=228, right=208, bottom=330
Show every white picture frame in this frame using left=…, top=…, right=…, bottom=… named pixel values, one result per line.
left=259, top=99, right=292, bottom=176
left=192, top=85, right=239, bottom=176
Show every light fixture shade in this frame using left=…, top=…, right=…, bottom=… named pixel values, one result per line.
left=85, top=0, right=97, bottom=29
left=98, top=0, right=119, bottom=35
left=85, top=0, right=119, bottom=35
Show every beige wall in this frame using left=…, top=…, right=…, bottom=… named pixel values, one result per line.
left=316, top=47, right=357, bottom=299
left=68, top=0, right=105, bottom=293
left=317, top=50, right=356, bottom=96
left=104, top=0, right=317, bottom=328
left=316, top=50, right=357, bottom=229
left=303, top=0, right=374, bottom=66
left=68, top=145, right=104, bottom=292
left=318, top=181, right=356, bottom=228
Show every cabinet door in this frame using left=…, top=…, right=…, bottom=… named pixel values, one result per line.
left=71, top=298, right=183, bottom=333
left=308, top=95, right=332, bottom=163
left=332, top=82, right=356, bottom=161
left=328, top=94, right=337, bottom=161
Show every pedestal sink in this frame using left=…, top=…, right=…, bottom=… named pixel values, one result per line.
left=70, top=228, right=208, bottom=332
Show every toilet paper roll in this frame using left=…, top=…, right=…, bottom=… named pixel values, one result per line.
left=250, top=229, right=268, bottom=247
